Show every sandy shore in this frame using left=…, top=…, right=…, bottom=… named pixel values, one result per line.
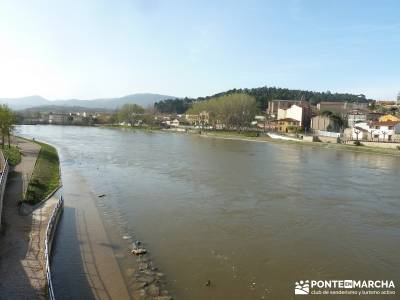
left=0, top=137, right=59, bottom=299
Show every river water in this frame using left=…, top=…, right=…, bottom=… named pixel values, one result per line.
left=16, top=125, right=400, bottom=299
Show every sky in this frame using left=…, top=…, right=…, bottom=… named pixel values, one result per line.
left=0, top=0, right=399, bottom=100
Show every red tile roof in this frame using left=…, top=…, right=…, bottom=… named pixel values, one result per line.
left=279, top=118, right=300, bottom=123
left=370, top=121, right=400, bottom=126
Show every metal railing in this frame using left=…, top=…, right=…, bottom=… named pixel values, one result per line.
left=0, top=152, right=9, bottom=228
left=343, top=138, right=400, bottom=144
left=44, top=196, right=64, bottom=300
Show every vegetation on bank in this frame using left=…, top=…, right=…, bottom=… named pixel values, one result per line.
left=155, top=86, right=370, bottom=113
left=2, top=145, right=21, bottom=166
left=25, top=141, right=60, bottom=204
left=0, top=104, right=14, bottom=148
left=117, top=103, right=145, bottom=126
left=187, top=93, right=258, bottom=129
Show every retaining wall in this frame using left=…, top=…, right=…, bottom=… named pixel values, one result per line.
left=44, top=196, right=64, bottom=300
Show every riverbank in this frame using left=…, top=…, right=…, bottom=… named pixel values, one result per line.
left=25, top=140, right=61, bottom=204
left=16, top=127, right=173, bottom=299
left=197, top=131, right=400, bottom=156
left=15, top=124, right=400, bottom=300
left=0, top=137, right=60, bottom=299
left=101, top=124, right=400, bottom=157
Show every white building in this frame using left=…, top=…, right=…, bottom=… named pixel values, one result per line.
left=170, top=119, right=180, bottom=127
left=352, top=121, right=400, bottom=141
left=277, top=104, right=311, bottom=127
left=347, top=112, right=367, bottom=127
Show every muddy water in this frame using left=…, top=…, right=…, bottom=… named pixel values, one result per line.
left=16, top=125, right=400, bottom=299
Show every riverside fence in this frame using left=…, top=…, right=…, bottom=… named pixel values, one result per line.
left=44, top=195, right=64, bottom=300
left=0, top=151, right=9, bottom=229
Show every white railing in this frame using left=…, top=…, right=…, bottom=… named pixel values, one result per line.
left=314, top=130, right=342, bottom=138
left=44, top=196, right=64, bottom=300
left=0, top=152, right=9, bottom=228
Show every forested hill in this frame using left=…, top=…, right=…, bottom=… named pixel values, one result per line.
left=155, top=87, right=371, bottom=114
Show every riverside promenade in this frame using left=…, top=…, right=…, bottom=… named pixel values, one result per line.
left=0, top=138, right=59, bottom=299
left=52, top=168, right=131, bottom=300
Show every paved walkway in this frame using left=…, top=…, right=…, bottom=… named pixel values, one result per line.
left=0, top=138, right=59, bottom=299
left=53, top=169, right=131, bottom=300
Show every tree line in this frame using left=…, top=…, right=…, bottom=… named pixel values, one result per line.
left=187, top=93, right=258, bottom=129
left=155, top=86, right=371, bottom=114
left=0, top=105, right=14, bottom=148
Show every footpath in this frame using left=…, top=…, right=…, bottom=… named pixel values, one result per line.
left=0, top=137, right=59, bottom=299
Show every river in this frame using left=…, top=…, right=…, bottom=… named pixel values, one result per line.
left=16, top=125, right=400, bottom=299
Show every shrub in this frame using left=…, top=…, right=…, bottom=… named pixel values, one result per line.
left=2, top=145, right=21, bottom=166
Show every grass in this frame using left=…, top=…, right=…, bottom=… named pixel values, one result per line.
left=2, top=145, right=22, bottom=166
left=101, top=124, right=162, bottom=131
left=25, top=141, right=60, bottom=204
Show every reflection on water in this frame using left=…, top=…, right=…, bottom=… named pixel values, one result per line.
left=17, top=125, right=400, bottom=299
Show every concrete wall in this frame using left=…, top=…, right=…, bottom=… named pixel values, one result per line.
left=311, top=116, right=332, bottom=131
left=45, top=196, right=64, bottom=300
left=317, top=136, right=339, bottom=143
left=0, top=151, right=9, bottom=229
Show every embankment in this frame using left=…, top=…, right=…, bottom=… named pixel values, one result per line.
left=0, top=137, right=62, bottom=299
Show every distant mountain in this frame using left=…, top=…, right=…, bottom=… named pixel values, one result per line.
left=0, top=93, right=175, bottom=110
left=20, top=105, right=112, bottom=114
left=0, top=95, right=50, bottom=110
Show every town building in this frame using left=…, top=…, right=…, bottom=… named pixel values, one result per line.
left=311, top=115, right=335, bottom=131
left=366, top=112, right=384, bottom=121
left=379, top=114, right=399, bottom=122
left=317, top=101, right=368, bottom=114
left=170, top=119, right=180, bottom=127
left=347, top=111, right=367, bottom=127
left=276, top=118, right=301, bottom=133
left=267, top=100, right=303, bottom=116
left=277, top=103, right=311, bottom=129
left=377, top=100, right=397, bottom=108
left=351, top=121, right=400, bottom=141
left=48, top=113, right=69, bottom=124
left=185, top=111, right=209, bottom=126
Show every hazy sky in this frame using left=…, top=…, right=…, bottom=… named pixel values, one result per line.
left=0, top=0, right=399, bottom=100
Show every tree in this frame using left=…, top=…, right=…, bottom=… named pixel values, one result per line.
left=187, top=93, right=258, bottom=130
left=154, top=86, right=371, bottom=114
left=320, top=110, right=345, bottom=132
left=0, top=105, right=14, bottom=148
left=117, top=104, right=145, bottom=126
